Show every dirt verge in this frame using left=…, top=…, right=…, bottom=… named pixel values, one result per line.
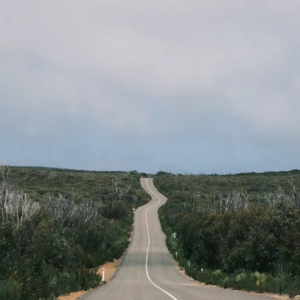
left=58, top=258, right=122, bottom=300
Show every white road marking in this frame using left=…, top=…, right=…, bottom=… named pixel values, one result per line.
left=145, top=179, right=179, bottom=300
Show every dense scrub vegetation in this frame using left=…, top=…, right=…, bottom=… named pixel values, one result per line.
left=0, top=165, right=148, bottom=300
left=155, top=170, right=300, bottom=297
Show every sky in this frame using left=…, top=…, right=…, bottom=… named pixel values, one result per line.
left=1, top=0, right=300, bottom=174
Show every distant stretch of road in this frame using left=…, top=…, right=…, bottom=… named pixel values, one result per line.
left=83, top=178, right=272, bottom=300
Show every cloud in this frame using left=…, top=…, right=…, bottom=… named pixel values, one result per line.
left=1, top=0, right=300, bottom=172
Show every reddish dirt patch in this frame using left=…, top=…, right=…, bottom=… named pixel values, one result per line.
left=96, top=258, right=122, bottom=282
left=58, top=291, right=86, bottom=300
left=58, top=258, right=122, bottom=300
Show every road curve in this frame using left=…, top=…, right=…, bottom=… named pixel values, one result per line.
left=82, top=178, right=272, bottom=300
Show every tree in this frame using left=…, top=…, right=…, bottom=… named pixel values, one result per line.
left=0, top=165, right=40, bottom=227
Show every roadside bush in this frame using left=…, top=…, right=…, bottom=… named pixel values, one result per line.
left=0, top=279, right=22, bottom=300
left=0, top=166, right=149, bottom=299
left=156, top=171, right=300, bottom=296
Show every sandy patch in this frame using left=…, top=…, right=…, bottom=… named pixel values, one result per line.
left=57, top=258, right=122, bottom=300
left=96, top=258, right=122, bottom=282
left=259, top=295, right=300, bottom=300
left=58, top=291, right=86, bottom=300
left=248, top=293, right=300, bottom=300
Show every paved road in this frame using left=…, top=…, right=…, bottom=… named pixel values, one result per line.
left=83, top=178, right=272, bottom=300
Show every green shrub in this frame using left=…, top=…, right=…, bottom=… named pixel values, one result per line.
left=253, top=271, right=268, bottom=291
left=0, top=279, right=22, bottom=300
left=155, top=171, right=300, bottom=296
left=0, top=166, right=149, bottom=299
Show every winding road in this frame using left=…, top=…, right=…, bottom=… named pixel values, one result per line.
left=83, top=178, right=272, bottom=300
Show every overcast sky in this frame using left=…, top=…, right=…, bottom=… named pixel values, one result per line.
left=1, top=0, right=300, bottom=174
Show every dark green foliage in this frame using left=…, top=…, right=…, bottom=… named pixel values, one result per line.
left=156, top=171, right=300, bottom=297
left=0, top=166, right=148, bottom=299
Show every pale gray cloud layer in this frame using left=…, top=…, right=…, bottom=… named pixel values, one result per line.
left=1, top=0, right=300, bottom=173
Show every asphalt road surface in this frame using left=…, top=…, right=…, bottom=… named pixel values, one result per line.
left=83, top=178, right=272, bottom=300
